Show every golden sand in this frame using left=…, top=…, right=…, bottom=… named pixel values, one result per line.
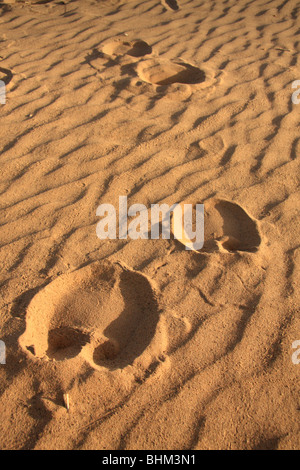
left=0, top=0, right=299, bottom=450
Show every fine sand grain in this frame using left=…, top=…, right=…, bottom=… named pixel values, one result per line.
left=0, top=0, right=299, bottom=450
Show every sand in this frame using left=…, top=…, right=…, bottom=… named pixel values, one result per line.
left=0, top=0, right=299, bottom=450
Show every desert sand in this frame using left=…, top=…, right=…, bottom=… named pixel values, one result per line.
left=0, top=0, right=299, bottom=450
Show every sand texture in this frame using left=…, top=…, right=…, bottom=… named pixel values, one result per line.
left=0, top=0, right=299, bottom=450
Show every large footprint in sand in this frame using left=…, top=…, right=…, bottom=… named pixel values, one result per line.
left=19, top=261, right=160, bottom=371
left=137, top=58, right=206, bottom=86
left=172, top=199, right=262, bottom=253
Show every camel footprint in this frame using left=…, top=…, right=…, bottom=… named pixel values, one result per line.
left=102, top=39, right=152, bottom=58
left=137, top=58, right=206, bottom=86
left=100, top=40, right=207, bottom=88
left=172, top=199, right=262, bottom=253
left=98, top=39, right=215, bottom=100
left=19, top=261, right=160, bottom=371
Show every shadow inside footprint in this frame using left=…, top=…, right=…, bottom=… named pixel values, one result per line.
left=209, top=200, right=262, bottom=252
left=126, top=41, right=152, bottom=57
left=93, top=339, right=120, bottom=363
left=47, top=327, right=90, bottom=361
left=137, top=59, right=205, bottom=86
left=93, top=269, right=159, bottom=370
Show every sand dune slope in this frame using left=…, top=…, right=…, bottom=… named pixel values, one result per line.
left=0, top=0, right=299, bottom=450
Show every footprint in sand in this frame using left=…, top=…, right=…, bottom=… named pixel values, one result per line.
left=102, top=39, right=152, bottom=58
left=173, top=199, right=262, bottom=253
left=137, top=58, right=206, bottom=86
left=19, top=261, right=160, bottom=371
left=98, top=41, right=215, bottom=101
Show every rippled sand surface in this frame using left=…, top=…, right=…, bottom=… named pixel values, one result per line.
left=0, top=0, right=299, bottom=450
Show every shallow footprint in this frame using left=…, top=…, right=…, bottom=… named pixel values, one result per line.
left=137, top=58, right=205, bottom=86
left=19, top=260, right=160, bottom=370
left=102, top=39, right=152, bottom=58
left=172, top=198, right=262, bottom=253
